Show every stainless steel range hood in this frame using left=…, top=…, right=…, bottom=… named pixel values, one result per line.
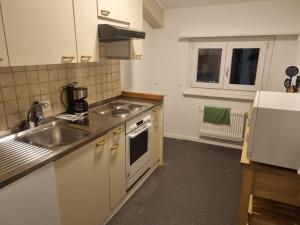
left=98, top=24, right=146, bottom=42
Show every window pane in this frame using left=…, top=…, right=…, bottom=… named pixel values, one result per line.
left=197, top=49, right=222, bottom=83
left=230, top=48, right=260, bottom=85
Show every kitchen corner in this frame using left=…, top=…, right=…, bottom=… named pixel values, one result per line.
left=0, top=91, right=164, bottom=225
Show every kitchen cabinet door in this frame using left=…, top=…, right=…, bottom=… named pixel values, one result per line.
left=128, top=0, right=144, bottom=59
left=0, top=9, right=9, bottom=67
left=73, top=0, right=99, bottom=63
left=0, top=163, right=61, bottom=225
left=0, top=0, right=77, bottom=66
left=150, top=105, right=163, bottom=167
left=108, top=125, right=126, bottom=209
left=97, top=0, right=130, bottom=23
left=54, top=136, right=110, bottom=225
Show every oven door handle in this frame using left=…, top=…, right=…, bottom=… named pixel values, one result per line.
left=128, top=123, right=152, bottom=139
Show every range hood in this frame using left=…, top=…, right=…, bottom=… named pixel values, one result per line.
left=98, top=24, right=146, bottom=42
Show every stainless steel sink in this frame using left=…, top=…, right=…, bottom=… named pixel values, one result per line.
left=17, top=122, right=90, bottom=149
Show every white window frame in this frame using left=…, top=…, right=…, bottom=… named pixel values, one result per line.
left=223, top=41, right=268, bottom=91
left=190, top=42, right=227, bottom=89
left=187, top=37, right=273, bottom=95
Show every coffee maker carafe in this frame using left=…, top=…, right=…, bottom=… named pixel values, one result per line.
left=61, top=83, right=88, bottom=115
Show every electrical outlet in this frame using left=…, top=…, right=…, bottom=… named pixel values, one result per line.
left=42, top=100, right=51, bottom=112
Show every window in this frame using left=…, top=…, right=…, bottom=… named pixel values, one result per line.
left=189, top=39, right=270, bottom=92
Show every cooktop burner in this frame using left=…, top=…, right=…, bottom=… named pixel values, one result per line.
left=108, top=102, right=126, bottom=109
left=112, top=109, right=130, bottom=118
left=128, top=104, right=143, bottom=111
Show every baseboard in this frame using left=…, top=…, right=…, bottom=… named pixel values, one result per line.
left=164, top=133, right=242, bottom=150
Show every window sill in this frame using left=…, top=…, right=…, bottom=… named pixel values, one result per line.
left=183, top=88, right=256, bottom=101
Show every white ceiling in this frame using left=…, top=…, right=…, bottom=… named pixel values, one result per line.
left=159, top=0, right=273, bottom=9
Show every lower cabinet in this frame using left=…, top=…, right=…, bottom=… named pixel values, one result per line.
left=54, top=136, right=110, bottom=225
left=108, top=125, right=126, bottom=209
left=0, top=163, right=61, bottom=225
left=150, top=105, right=163, bottom=167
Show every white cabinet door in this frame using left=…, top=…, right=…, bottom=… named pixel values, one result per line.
left=0, top=8, right=9, bottom=67
left=55, top=137, right=110, bottom=225
left=128, top=0, right=143, bottom=59
left=0, top=163, right=61, bottom=225
left=108, top=125, right=126, bottom=209
left=97, top=0, right=130, bottom=23
left=0, top=0, right=77, bottom=66
left=73, top=0, right=99, bottom=63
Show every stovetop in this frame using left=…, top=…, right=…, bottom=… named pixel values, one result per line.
left=92, top=100, right=147, bottom=118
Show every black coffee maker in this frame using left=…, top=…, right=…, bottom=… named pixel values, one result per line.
left=61, top=83, right=88, bottom=115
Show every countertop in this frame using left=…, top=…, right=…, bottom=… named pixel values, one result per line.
left=0, top=96, right=163, bottom=189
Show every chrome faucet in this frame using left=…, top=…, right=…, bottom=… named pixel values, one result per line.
left=27, top=102, right=48, bottom=128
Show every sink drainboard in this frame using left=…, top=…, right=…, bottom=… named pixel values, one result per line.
left=0, top=141, right=52, bottom=174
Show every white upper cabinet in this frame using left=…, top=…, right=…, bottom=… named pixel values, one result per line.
left=0, top=8, right=9, bottom=67
left=73, top=0, right=99, bottom=63
left=0, top=0, right=77, bottom=66
left=128, top=0, right=143, bottom=59
left=97, top=0, right=130, bottom=23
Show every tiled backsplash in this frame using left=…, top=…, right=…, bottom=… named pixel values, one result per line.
left=0, top=47, right=121, bottom=131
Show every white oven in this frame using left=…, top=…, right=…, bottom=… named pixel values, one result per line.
left=126, top=112, right=152, bottom=190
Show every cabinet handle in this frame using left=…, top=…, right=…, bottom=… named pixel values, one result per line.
left=62, top=56, right=75, bottom=62
left=136, top=55, right=143, bottom=60
left=113, top=128, right=123, bottom=135
left=101, top=10, right=110, bottom=17
left=96, top=139, right=107, bottom=146
left=81, top=56, right=92, bottom=62
left=0, top=58, right=3, bottom=62
left=111, top=144, right=120, bottom=150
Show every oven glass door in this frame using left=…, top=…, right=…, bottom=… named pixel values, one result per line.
left=129, top=130, right=148, bottom=165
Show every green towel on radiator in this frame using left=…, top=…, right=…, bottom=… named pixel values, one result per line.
left=203, top=106, right=230, bottom=125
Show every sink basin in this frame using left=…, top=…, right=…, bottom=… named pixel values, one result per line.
left=18, top=123, right=90, bottom=149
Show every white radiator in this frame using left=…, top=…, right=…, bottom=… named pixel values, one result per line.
left=199, top=108, right=247, bottom=142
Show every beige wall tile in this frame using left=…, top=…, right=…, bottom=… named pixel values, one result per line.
left=0, top=73, right=14, bottom=87
left=18, top=98, right=30, bottom=112
left=38, top=70, right=49, bottom=82
left=0, top=103, right=5, bottom=116
left=48, top=69, right=59, bottom=81
left=29, top=84, right=41, bottom=97
left=26, top=71, right=38, bottom=84
left=0, top=56, right=120, bottom=131
left=2, top=87, right=17, bottom=101
left=4, top=100, right=19, bottom=115
left=6, top=113, right=20, bottom=128
left=16, top=85, right=30, bottom=99
left=40, top=82, right=50, bottom=95
left=13, top=71, right=28, bottom=85
left=0, top=116, right=7, bottom=131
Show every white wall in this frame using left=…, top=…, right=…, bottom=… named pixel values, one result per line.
left=122, top=0, right=300, bottom=146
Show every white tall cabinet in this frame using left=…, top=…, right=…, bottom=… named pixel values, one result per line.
left=0, top=8, right=9, bottom=67
left=73, top=0, right=100, bottom=63
left=0, top=0, right=77, bottom=66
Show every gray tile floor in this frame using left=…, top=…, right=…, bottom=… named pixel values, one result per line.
left=107, top=138, right=243, bottom=225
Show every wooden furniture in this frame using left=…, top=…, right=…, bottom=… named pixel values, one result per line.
left=108, top=125, right=126, bottom=210
left=55, top=136, right=110, bottom=225
left=238, top=126, right=300, bottom=225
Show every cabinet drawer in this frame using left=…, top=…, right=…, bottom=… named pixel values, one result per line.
left=253, top=170, right=300, bottom=207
